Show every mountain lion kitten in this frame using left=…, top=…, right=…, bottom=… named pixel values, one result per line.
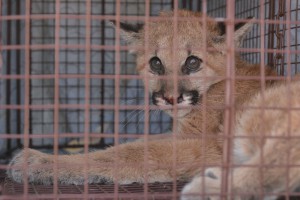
left=8, top=10, right=277, bottom=185
left=181, top=80, right=300, bottom=200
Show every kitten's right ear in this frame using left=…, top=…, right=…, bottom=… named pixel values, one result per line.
left=216, top=17, right=254, bottom=47
left=109, top=21, right=144, bottom=44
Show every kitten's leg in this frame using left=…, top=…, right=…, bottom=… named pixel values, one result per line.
left=230, top=140, right=300, bottom=200
left=181, top=167, right=222, bottom=200
left=7, top=138, right=221, bottom=185
left=181, top=139, right=300, bottom=200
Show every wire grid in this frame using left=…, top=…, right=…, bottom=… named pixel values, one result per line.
left=208, top=0, right=273, bottom=65
left=279, top=0, right=300, bottom=75
left=1, top=0, right=176, bottom=155
left=0, top=170, right=187, bottom=199
left=29, top=0, right=173, bottom=149
left=1, top=0, right=300, bottom=199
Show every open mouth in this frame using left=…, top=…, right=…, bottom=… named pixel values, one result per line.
left=152, top=90, right=200, bottom=106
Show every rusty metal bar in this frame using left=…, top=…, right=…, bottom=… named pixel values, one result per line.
left=99, top=0, right=106, bottom=149
left=53, top=0, right=61, bottom=196
left=114, top=0, right=121, bottom=198
left=221, top=0, right=235, bottom=199
left=267, top=0, right=275, bottom=67
left=84, top=0, right=92, bottom=197
left=23, top=0, right=31, bottom=198
left=5, top=0, right=12, bottom=153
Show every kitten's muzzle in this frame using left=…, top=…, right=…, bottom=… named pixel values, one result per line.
left=152, top=90, right=200, bottom=105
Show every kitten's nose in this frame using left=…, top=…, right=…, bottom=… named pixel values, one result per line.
left=165, top=96, right=174, bottom=105
left=165, top=95, right=184, bottom=105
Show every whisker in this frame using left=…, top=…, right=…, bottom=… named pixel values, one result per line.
left=137, top=111, right=146, bottom=125
left=119, top=109, right=144, bottom=144
left=121, top=109, right=140, bottom=123
left=150, top=110, right=165, bottom=134
left=120, top=109, right=144, bottom=131
left=120, top=97, right=143, bottom=105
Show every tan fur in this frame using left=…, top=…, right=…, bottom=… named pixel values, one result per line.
left=181, top=81, right=300, bottom=200
left=7, top=10, right=277, bottom=185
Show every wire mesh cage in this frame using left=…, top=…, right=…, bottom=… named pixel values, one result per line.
left=1, top=0, right=300, bottom=199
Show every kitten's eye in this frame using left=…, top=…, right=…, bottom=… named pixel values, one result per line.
left=183, top=56, right=202, bottom=74
left=149, top=57, right=164, bottom=75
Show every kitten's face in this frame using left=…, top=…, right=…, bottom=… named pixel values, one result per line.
left=138, top=32, right=223, bottom=118
left=116, top=10, right=253, bottom=118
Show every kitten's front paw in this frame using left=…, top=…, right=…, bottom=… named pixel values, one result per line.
left=181, top=168, right=222, bottom=200
left=7, top=149, right=53, bottom=185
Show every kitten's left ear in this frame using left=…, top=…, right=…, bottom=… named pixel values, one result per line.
left=110, top=21, right=144, bottom=44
